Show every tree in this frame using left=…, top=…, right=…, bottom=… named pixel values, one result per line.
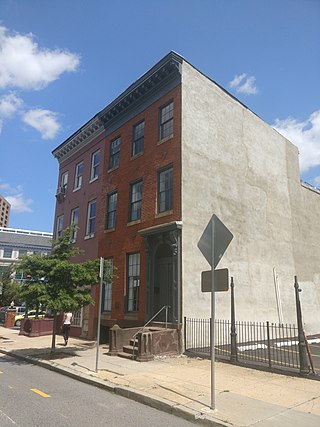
left=18, top=227, right=104, bottom=353
left=0, top=265, right=23, bottom=306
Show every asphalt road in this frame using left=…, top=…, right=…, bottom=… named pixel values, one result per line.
left=0, top=354, right=195, bottom=427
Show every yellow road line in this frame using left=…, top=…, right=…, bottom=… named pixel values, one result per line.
left=31, top=388, right=50, bottom=398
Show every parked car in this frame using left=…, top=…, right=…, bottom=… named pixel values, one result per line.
left=14, top=310, right=45, bottom=327
left=0, top=306, right=26, bottom=324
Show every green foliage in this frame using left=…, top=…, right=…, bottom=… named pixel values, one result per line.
left=18, top=226, right=101, bottom=313
left=0, top=265, right=23, bottom=306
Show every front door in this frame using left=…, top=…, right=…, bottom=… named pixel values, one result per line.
left=154, top=250, right=173, bottom=321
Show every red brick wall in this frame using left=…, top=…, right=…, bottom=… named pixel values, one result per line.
left=98, top=85, right=182, bottom=325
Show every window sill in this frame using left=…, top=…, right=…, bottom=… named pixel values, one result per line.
left=84, top=233, right=95, bottom=240
left=158, top=134, right=173, bottom=145
left=155, top=209, right=173, bottom=219
left=89, top=176, right=99, bottom=184
left=73, top=187, right=81, bottom=192
left=108, top=165, right=119, bottom=173
left=131, top=151, right=144, bottom=160
left=104, top=228, right=115, bottom=233
left=127, top=219, right=141, bottom=227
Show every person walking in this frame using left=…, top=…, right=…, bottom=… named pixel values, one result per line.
left=62, top=311, right=73, bottom=346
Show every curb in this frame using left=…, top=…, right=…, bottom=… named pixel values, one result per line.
left=0, top=348, right=229, bottom=427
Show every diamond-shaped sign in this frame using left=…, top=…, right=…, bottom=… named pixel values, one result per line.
left=198, top=214, right=233, bottom=268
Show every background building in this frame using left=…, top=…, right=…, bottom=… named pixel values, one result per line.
left=0, top=195, right=11, bottom=228
left=52, top=52, right=320, bottom=341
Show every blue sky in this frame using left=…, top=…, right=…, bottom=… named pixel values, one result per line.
left=0, top=0, right=319, bottom=232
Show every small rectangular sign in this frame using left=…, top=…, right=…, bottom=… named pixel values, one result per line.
left=201, top=268, right=229, bottom=292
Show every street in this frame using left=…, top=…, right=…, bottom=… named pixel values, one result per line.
left=0, top=354, right=195, bottom=427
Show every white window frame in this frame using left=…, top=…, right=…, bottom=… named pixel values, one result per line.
left=70, top=208, right=79, bottom=242
left=60, top=171, right=68, bottom=191
left=85, top=200, right=96, bottom=238
left=72, top=308, right=83, bottom=327
left=56, top=215, right=64, bottom=239
left=74, top=161, right=83, bottom=190
left=90, top=150, right=100, bottom=182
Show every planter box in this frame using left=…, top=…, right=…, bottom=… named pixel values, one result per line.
left=19, top=318, right=54, bottom=337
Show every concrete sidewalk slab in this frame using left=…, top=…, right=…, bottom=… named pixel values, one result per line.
left=1, top=326, right=320, bottom=426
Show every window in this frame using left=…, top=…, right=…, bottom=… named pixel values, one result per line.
left=18, top=249, right=28, bottom=258
left=74, top=161, right=83, bottom=190
left=106, top=192, right=117, bottom=230
left=159, top=101, right=174, bottom=140
left=72, top=309, right=82, bottom=327
left=3, top=248, right=12, bottom=258
left=129, top=180, right=142, bottom=222
left=56, top=215, right=64, bottom=239
left=90, top=150, right=100, bottom=181
left=86, top=200, right=96, bottom=237
left=109, top=137, right=120, bottom=169
left=70, top=208, right=79, bottom=242
left=103, top=258, right=113, bottom=312
left=127, top=253, right=140, bottom=312
left=132, top=121, right=144, bottom=156
left=60, top=172, right=68, bottom=191
left=158, top=166, right=173, bottom=213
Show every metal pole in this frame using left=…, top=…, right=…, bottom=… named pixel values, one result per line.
left=210, top=218, right=215, bottom=410
left=230, top=277, right=237, bottom=363
left=294, top=276, right=309, bottom=375
left=95, top=257, right=104, bottom=373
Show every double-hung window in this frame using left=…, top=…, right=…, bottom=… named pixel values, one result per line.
left=3, top=248, right=13, bottom=258
left=74, top=161, right=83, bottom=190
left=103, top=258, right=113, bottom=312
left=70, top=208, right=79, bottom=242
left=158, top=166, right=173, bottom=213
left=56, top=215, right=64, bottom=239
left=90, top=150, right=100, bottom=181
left=86, top=200, right=96, bottom=237
left=127, top=253, right=140, bottom=312
left=132, top=121, right=144, bottom=156
left=109, top=137, right=120, bottom=169
left=60, top=172, right=68, bottom=193
left=159, top=101, right=174, bottom=141
left=129, top=180, right=142, bottom=222
left=106, top=192, right=117, bottom=230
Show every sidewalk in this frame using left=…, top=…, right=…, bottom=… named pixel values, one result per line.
left=1, top=326, right=320, bottom=427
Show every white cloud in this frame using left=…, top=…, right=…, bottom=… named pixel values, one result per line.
left=229, top=73, right=258, bottom=95
left=0, top=183, right=33, bottom=213
left=0, top=26, right=80, bottom=90
left=273, top=111, right=320, bottom=173
left=0, top=92, right=23, bottom=133
left=22, top=109, right=61, bottom=140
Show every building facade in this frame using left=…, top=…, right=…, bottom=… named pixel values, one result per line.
left=52, top=52, right=320, bottom=341
left=0, top=195, right=11, bottom=228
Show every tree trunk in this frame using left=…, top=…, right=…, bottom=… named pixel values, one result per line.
left=51, top=311, right=57, bottom=354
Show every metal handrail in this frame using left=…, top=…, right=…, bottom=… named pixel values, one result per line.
left=132, top=305, right=171, bottom=358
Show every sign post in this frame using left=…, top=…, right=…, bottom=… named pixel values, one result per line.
left=198, top=215, right=233, bottom=410
left=95, top=257, right=104, bottom=373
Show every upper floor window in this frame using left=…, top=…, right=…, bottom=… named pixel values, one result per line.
left=158, top=166, right=173, bottom=213
left=106, top=192, right=117, bottom=230
left=132, top=121, right=144, bottom=157
left=3, top=248, right=13, bottom=258
left=90, top=150, right=100, bottom=181
left=86, top=200, right=96, bottom=237
left=74, top=161, right=83, bottom=190
left=129, top=180, right=142, bottom=222
left=127, top=253, right=140, bottom=312
left=18, top=249, right=28, bottom=258
left=60, top=172, right=68, bottom=191
left=109, top=137, right=120, bottom=170
left=70, top=208, right=79, bottom=242
left=159, top=101, right=174, bottom=141
left=56, top=215, right=64, bottom=239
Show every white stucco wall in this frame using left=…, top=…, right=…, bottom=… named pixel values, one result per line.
left=180, top=61, right=320, bottom=333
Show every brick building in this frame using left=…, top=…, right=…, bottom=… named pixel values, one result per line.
left=0, top=195, right=11, bottom=228
left=53, top=52, right=320, bottom=341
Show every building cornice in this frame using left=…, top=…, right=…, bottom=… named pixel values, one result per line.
left=52, top=52, right=183, bottom=163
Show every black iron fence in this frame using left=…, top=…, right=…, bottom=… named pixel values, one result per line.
left=184, top=317, right=301, bottom=372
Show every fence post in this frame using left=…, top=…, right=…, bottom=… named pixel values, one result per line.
left=230, top=277, right=238, bottom=363
left=184, top=316, right=186, bottom=352
left=294, top=276, right=309, bottom=375
left=266, top=321, right=272, bottom=369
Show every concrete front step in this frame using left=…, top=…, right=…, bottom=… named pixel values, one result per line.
left=123, top=344, right=138, bottom=355
left=117, top=351, right=136, bottom=360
